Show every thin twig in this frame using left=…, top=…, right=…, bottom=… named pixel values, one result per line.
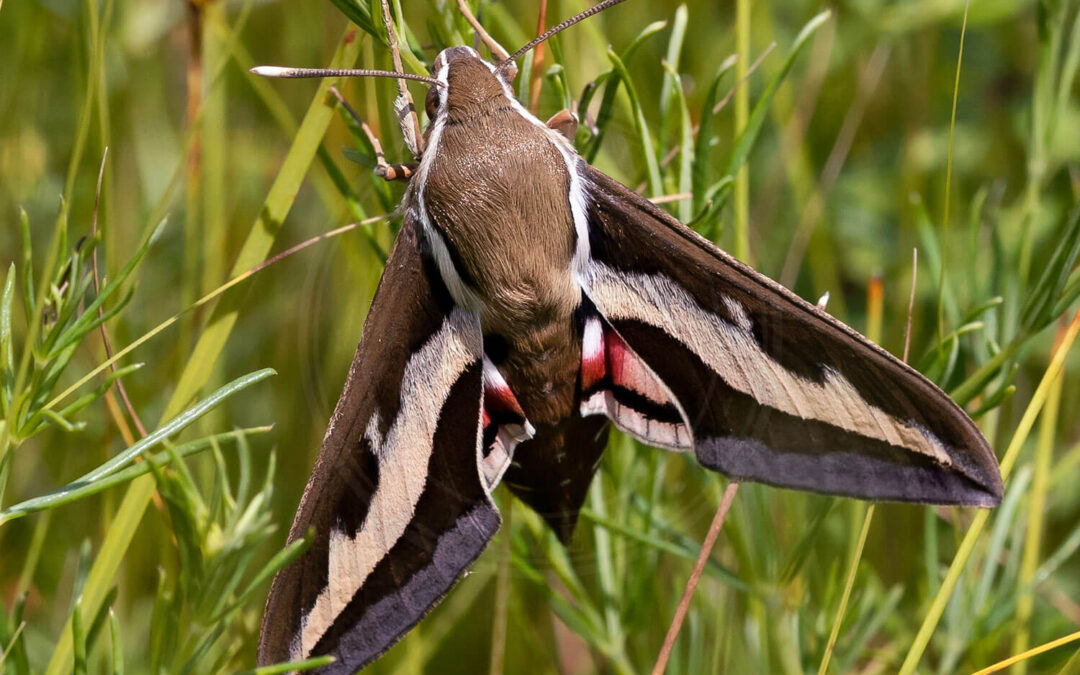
left=651, top=481, right=740, bottom=675
left=329, top=86, right=416, bottom=181
left=329, top=87, right=386, bottom=164
left=649, top=193, right=692, bottom=205
left=89, top=149, right=147, bottom=438
left=457, top=0, right=511, bottom=62
left=499, top=0, right=630, bottom=73
left=1045, top=586, right=1080, bottom=626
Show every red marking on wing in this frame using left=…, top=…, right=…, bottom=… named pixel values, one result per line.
left=605, top=329, right=674, bottom=406
left=483, top=378, right=526, bottom=421
left=579, top=315, right=691, bottom=451
left=581, top=316, right=606, bottom=391
left=581, top=356, right=605, bottom=391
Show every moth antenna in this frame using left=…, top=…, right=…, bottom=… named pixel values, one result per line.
left=496, top=0, right=629, bottom=74
left=250, top=66, right=443, bottom=87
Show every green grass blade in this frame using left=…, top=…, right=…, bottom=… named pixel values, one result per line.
left=0, top=427, right=269, bottom=524
left=1059, top=646, right=1080, bottom=675
left=1013, top=365, right=1062, bottom=667
left=723, top=11, right=830, bottom=183
left=691, top=56, right=737, bottom=220
left=899, top=311, right=1080, bottom=674
left=1, top=264, right=14, bottom=417
left=109, top=608, right=122, bottom=675
left=238, top=656, right=335, bottom=674
left=606, top=48, right=662, bottom=197
left=659, top=5, right=688, bottom=141
left=71, top=596, right=86, bottom=675
left=42, top=30, right=360, bottom=675
left=936, top=0, right=970, bottom=345
left=661, top=61, right=694, bottom=222
left=166, top=34, right=361, bottom=421
left=733, top=0, right=751, bottom=261
left=329, top=0, right=376, bottom=36
left=0, top=370, right=273, bottom=525
left=583, top=20, right=666, bottom=162
left=579, top=507, right=749, bottom=591
left=1020, top=204, right=1080, bottom=333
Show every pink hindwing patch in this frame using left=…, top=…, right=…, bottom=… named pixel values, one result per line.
left=580, top=315, right=691, bottom=451
left=480, top=357, right=535, bottom=488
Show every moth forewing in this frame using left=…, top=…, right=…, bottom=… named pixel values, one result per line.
left=578, top=166, right=1002, bottom=506
left=257, top=218, right=499, bottom=672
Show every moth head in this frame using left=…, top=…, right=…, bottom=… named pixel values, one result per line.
left=426, top=46, right=510, bottom=122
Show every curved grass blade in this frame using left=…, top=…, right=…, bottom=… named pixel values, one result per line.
left=899, top=310, right=1080, bottom=674
left=606, top=48, right=662, bottom=196
left=0, top=426, right=270, bottom=524
left=43, top=29, right=360, bottom=674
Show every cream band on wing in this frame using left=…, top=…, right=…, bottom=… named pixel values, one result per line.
left=584, top=262, right=954, bottom=466
left=296, top=309, right=482, bottom=658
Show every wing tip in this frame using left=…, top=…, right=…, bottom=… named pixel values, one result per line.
left=962, top=465, right=1003, bottom=509
left=949, top=436, right=1003, bottom=508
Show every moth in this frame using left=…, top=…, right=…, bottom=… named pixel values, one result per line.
left=256, top=1, right=1003, bottom=672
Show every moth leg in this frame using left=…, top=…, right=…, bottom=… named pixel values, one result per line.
left=376, top=161, right=418, bottom=182
left=329, top=87, right=417, bottom=183
left=545, top=109, right=579, bottom=142
left=379, top=0, right=425, bottom=157
left=456, top=0, right=518, bottom=81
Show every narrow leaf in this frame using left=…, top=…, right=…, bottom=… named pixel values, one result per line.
left=0, top=371, right=274, bottom=525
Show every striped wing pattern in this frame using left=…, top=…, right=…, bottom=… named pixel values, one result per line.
left=257, top=215, right=499, bottom=673
left=579, top=165, right=1002, bottom=507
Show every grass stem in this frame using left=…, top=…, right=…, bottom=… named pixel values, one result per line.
left=937, top=0, right=970, bottom=345
left=1012, top=332, right=1064, bottom=671
left=733, top=0, right=750, bottom=262
left=973, top=630, right=1080, bottom=675
left=652, top=481, right=740, bottom=674
left=899, top=310, right=1080, bottom=675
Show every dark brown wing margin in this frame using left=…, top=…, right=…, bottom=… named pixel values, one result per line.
left=580, top=164, right=1002, bottom=506
left=258, top=213, right=498, bottom=673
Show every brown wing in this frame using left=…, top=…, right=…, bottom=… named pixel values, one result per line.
left=502, top=413, right=610, bottom=544
left=579, top=164, right=1002, bottom=506
left=258, top=214, right=499, bottom=673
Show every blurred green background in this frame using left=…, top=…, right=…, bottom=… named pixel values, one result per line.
left=2, top=0, right=1080, bottom=672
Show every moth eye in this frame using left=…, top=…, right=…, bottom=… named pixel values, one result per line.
left=425, top=86, right=439, bottom=120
